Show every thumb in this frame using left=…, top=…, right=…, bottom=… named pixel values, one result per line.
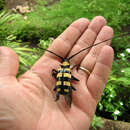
left=0, top=47, right=19, bottom=77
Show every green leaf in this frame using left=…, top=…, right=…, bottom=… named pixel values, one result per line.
left=117, top=77, right=130, bottom=86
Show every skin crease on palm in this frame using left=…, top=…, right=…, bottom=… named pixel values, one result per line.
left=0, top=16, right=114, bottom=130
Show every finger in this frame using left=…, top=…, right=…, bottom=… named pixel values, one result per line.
left=87, top=45, right=114, bottom=102
left=68, top=16, right=106, bottom=65
left=0, top=47, right=19, bottom=77
left=44, top=18, right=90, bottom=61
left=79, top=25, right=113, bottom=76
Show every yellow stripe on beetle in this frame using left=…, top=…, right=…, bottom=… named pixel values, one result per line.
left=63, top=81, right=71, bottom=86
left=62, top=61, right=70, bottom=66
left=64, top=68, right=71, bottom=72
left=58, top=68, right=63, bottom=71
left=57, top=73, right=62, bottom=77
left=56, top=81, right=62, bottom=86
left=64, top=89, right=69, bottom=93
left=64, top=73, right=71, bottom=78
left=57, top=88, right=61, bottom=92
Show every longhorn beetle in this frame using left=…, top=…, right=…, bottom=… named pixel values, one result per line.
left=40, top=33, right=129, bottom=107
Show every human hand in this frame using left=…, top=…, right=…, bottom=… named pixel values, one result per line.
left=0, top=16, right=114, bottom=130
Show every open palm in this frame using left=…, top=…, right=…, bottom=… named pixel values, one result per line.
left=0, top=16, right=114, bottom=130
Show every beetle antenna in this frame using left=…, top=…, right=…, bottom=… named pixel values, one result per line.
left=67, top=33, right=130, bottom=60
left=38, top=47, right=64, bottom=61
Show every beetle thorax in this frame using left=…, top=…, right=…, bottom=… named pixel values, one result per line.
left=61, top=59, right=70, bottom=68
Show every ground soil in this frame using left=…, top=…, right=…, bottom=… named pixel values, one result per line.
left=89, top=118, right=130, bottom=130
left=5, top=0, right=60, bottom=8
left=5, top=0, right=34, bottom=8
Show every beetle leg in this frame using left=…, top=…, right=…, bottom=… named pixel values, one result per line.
left=53, top=86, right=57, bottom=91
left=72, top=85, right=76, bottom=90
left=52, top=69, right=58, bottom=78
left=64, top=87, right=72, bottom=107
left=71, top=64, right=79, bottom=70
left=55, top=92, right=60, bottom=101
left=71, top=65, right=80, bottom=81
left=72, top=75, right=79, bottom=81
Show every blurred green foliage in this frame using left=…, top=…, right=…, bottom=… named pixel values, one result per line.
left=3, top=0, right=130, bottom=51
left=91, top=115, right=103, bottom=129
left=0, top=11, right=18, bottom=40
left=0, top=0, right=5, bottom=10
left=0, top=12, right=39, bottom=76
left=97, top=48, right=130, bottom=121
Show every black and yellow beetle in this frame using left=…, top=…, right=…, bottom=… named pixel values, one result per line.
left=52, top=59, right=79, bottom=107
left=40, top=33, right=129, bottom=107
